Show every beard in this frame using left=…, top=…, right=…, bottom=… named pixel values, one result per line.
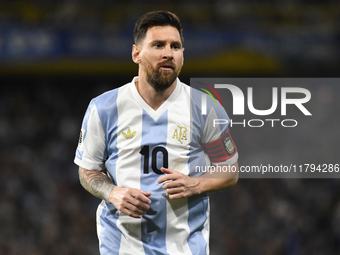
left=145, top=61, right=180, bottom=92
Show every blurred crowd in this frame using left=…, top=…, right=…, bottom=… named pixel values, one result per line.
left=0, top=79, right=339, bottom=255
left=0, top=82, right=100, bottom=255
left=0, top=1, right=339, bottom=76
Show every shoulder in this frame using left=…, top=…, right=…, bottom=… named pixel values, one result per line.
left=177, top=80, right=214, bottom=106
left=91, top=82, right=131, bottom=111
left=187, top=83, right=226, bottom=117
left=91, top=87, right=119, bottom=109
left=86, top=82, right=132, bottom=127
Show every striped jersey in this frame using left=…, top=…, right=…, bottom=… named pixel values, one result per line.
left=74, top=77, right=238, bottom=255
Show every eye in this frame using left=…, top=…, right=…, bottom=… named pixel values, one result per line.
left=171, top=43, right=181, bottom=50
left=154, top=42, right=164, bottom=48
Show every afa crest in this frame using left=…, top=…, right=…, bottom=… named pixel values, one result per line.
left=171, top=125, right=188, bottom=144
left=222, top=132, right=235, bottom=155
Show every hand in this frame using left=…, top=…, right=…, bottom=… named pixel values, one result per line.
left=157, top=167, right=200, bottom=199
left=109, top=186, right=151, bottom=218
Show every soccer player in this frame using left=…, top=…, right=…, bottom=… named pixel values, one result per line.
left=74, top=11, right=239, bottom=255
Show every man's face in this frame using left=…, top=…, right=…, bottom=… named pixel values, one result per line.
left=134, top=26, right=184, bottom=92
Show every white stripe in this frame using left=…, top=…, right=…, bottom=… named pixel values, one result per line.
left=96, top=200, right=105, bottom=248
left=115, top=84, right=145, bottom=255
left=166, top=198, right=191, bottom=254
left=165, top=82, right=192, bottom=254
left=166, top=82, right=191, bottom=176
left=201, top=108, right=222, bottom=144
left=117, top=215, right=144, bottom=255
left=81, top=105, right=106, bottom=171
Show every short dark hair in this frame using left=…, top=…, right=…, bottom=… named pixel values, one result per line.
left=133, top=11, right=183, bottom=45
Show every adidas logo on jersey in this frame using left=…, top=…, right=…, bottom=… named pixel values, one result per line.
left=122, top=128, right=136, bottom=139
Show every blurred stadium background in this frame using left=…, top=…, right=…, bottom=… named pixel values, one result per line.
left=1, top=0, right=339, bottom=254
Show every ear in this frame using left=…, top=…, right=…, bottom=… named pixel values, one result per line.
left=132, top=44, right=141, bottom=64
left=181, top=48, right=185, bottom=66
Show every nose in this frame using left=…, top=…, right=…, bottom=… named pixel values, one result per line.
left=162, top=44, right=173, bottom=60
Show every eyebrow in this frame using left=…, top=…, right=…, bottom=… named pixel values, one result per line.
left=151, top=39, right=182, bottom=47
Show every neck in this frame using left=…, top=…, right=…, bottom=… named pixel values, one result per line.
left=135, top=76, right=177, bottom=111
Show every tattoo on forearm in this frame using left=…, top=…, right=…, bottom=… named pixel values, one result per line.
left=79, top=168, right=114, bottom=202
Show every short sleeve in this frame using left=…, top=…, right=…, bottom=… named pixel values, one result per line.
left=201, top=101, right=238, bottom=165
left=74, top=100, right=106, bottom=171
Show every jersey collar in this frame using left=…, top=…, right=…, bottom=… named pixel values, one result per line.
left=130, top=76, right=182, bottom=120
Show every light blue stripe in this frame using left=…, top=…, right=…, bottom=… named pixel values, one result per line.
left=187, top=87, right=209, bottom=254
left=98, top=203, right=122, bottom=255
left=95, top=88, right=119, bottom=182
left=140, top=110, right=170, bottom=255
left=187, top=195, right=209, bottom=255
left=93, top=89, right=122, bottom=254
left=189, top=88, right=210, bottom=177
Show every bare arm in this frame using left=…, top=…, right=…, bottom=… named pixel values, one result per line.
left=78, top=167, right=152, bottom=218
left=157, top=161, right=239, bottom=199
left=196, top=161, right=239, bottom=193
left=78, top=167, right=115, bottom=202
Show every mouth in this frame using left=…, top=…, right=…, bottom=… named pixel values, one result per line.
left=158, top=63, right=175, bottom=71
